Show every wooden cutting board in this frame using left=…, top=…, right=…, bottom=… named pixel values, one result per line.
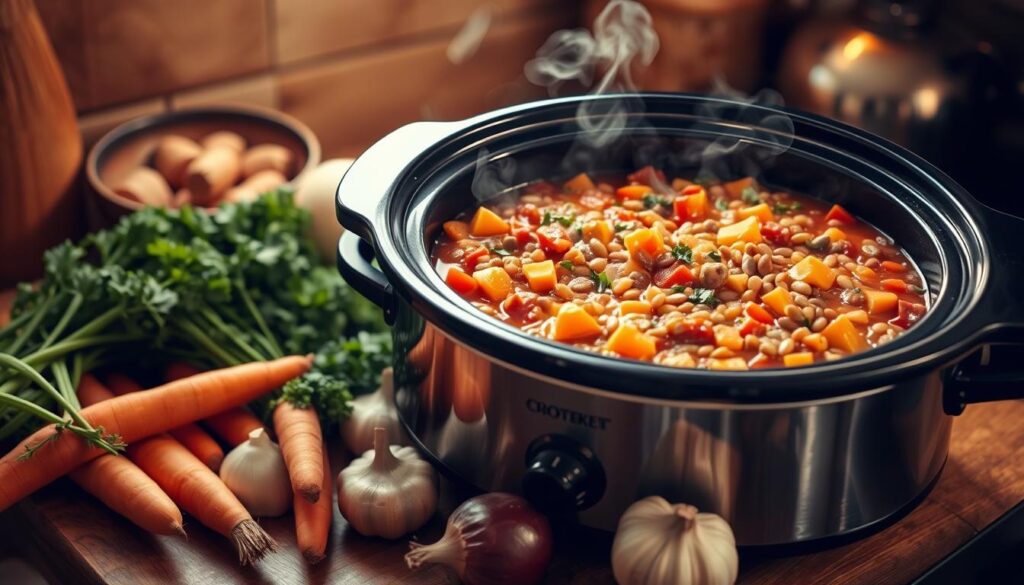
left=3, top=398, right=1024, bottom=584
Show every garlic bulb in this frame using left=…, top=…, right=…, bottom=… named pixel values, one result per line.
left=341, top=368, right=405, bottom=454
left=219, top=428, right=292, bottom=517
left=337, top=426, right=436, bottom=539
left=612, top=496, right=738, bottom=585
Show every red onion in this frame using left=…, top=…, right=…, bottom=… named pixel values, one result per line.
left=405, top=492, right=552, bottom=585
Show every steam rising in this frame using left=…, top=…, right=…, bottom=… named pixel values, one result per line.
left=525, top=0, right=658, bottom=148
left=447, top=4, right=493, bottom=65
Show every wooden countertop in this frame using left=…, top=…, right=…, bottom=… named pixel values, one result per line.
left=3, top=398, right=1023, bottom=584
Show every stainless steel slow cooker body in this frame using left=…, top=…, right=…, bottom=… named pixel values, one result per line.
left=336, top=94, right=1024, bottom=547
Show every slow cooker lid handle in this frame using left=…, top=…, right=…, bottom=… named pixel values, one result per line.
left=337, top=232, right=396, bottom=325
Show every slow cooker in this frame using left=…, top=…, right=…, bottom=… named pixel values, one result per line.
left=335, top=94, right=1024, bottom=547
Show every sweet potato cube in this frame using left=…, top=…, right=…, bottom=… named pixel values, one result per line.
left=725, top=273, right=749, bottom=293
left=788, top=256, right=836, bottom=289
left=446, top=267, right=478, bottom=295
left=619, top=300, right=652, bottom=315
left=822, top=315, right=867, bottom=352
left=864, top=289, right=899, bottom=314
left=606, top=324, right=657, bottom=360
left=472, top=266, right=512, bottom=301
left=708, top=357, right=748, bottom=371
left=522, top=260, right=557, bottom=293
left=469, top=207, right=510, bottom=237
left=553, top=303, right=602, bottom=341
left=582, top=220, right=613, bottom=245
left=737, top=203, right=774, bottom=223
left=617, top=185, right=653, bottom=199
left=713, top=326, right=744, bottom=351
left=624, top=228, right=665, bottom=258
left=723, top=177, right=756, bottom=198
left=824, top=227, right=847, bottom=242
left=717, top=216, right=762, bottom=246
left=565, top=172, right=595, bottom=193
left=783, top=352, right=815, bottom=367
left=761, top=287, right=794, bottom=315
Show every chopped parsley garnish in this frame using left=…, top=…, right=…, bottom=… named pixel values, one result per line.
left=715, top=198, right=729, bottom=211
left=614, top=222, right=633, bottom=232
left=590, top=270, right=612, bottom=293
left=559, top=260, right=574, bottom=271
left=671, top=244, right=693, bottom=264
left=741, top=186, right=762, bottom=205
left=541, top=211, right=574, bottom=228
left=706, top=250, right=722, bottom=262
left=642, top=193, right=672, bottom=209
left=488, top=247, right=511, bottom=257
left=671, top=285, right=688, bottom=294
left=772, top=201, right=803, bottom=214
left=690, top=288, right=719, bottom=307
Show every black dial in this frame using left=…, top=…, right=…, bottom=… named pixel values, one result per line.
left=521, top=435, right=606, bottom=514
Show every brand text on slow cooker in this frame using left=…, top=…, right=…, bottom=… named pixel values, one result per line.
left=526, top=399, right=611, bottom=430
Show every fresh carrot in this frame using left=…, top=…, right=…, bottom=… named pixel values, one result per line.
left=273, top=401, right=324, bottom=503
left=68, top=375, right=186, bottom=537
left=880, top=278, right=908, bottom=293
left=104, top=373, right=224, bottom=471
left=166, top=362, right=264, bottom=446
left=79, top=379, right=277, bottom=565
left=294, top=446, right=332, bottom=564
left=134, top=435, right=277, bottom=564
left=0, top=355, right=311, bottom=513
left=881, top=260, right=907, bottom=273
left=203, top=409, right=265, bottom=447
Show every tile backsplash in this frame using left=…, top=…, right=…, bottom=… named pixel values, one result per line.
left=38, top=0, right=575, bottom=158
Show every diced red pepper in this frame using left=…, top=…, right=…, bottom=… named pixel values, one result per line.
left=671, top=320, right=716, bottom=345
left=880, top=278, right=908, bottom=293
left=739, top=318, right=765, bottom=337
left=536, top=225, right=572, bottom=254
left=627, top=165, right=667, bottom=186
left=514, top=227, right=535, bottom=245
left=744, top=303, right=775, bottom=325
left=615, top=209, right=637, bottom=221
left=517, top=202, right=542, bottom=225
left=446, top=267, right=478, bottom=295
left=825, top=204, right=855, bottom=224
left=464, top=246, right=489, bottom=271
left=653, top=264, right=695, bottom=288
left=890, top=300, right=926, bottom=329
left=760, top=223, right=788, bottom=245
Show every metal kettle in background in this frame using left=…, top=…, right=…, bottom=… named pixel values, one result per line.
left=777, top=0, right=1002, bottom=176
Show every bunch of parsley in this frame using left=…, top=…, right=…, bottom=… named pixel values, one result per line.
left=0, top=190, right=390, bottom=448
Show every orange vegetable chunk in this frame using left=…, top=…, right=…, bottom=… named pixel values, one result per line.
left=725, top=273, right=748, bottom=293
left=582, top=220, right=613, bottom=245
left=565, top=172, right=595, bottom=193
left=522, top=260, right=557, bottom=293
left=717, top=216, right=762, bottom=246
left=469, top=207, right=510, bottom=237
left=472, top=266, right=512, bottom=301
left=443, top=221, right=470, bottom=241
left=761, top=287, right=794, bottom=315
left=624, top=228, right=665, bottom=258
left=713, top=326, right=744, bottom=351
left=737, top=203, right=774, bottom=223
left=446, top=267, right=478, bottom=295
left=553, top=303, right=602, bottom=341
left=822, top=315, right=868, bottom=352
left=673, top=186, right=708, bottom=221
left=788, top=256, right=836, bottom=289
left=824, top=227, right=847, bottom=242
left=708, top=357, right=748, bottom=371
left=619, top=300, right=652, bottom=315
left=606, top=324, right=657, bottom=360
left=864, top=289, right=899, bottom=314
left=783, top=352, right=815, bottom=367
left=617, top=185, right=653, bottom=199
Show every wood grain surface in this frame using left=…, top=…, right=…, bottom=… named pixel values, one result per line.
left=4, top=400, right=1024, bottom=585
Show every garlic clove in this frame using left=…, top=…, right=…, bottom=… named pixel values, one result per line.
left=337, top=426, right=437, bottom=539
left=220, top=428, right=292, bottom=517
left=341, top=368, right=407, bottom=454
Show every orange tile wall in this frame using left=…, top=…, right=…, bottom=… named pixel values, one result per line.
left=38, top=0, right=578, bottom=158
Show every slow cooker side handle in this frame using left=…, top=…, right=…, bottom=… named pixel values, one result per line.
left=943, top=207, right=1024, bottom=415
left=337, top=231, right=396, bottom=325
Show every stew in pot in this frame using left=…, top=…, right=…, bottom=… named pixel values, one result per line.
left=431, top=167, right=929, bottom=369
